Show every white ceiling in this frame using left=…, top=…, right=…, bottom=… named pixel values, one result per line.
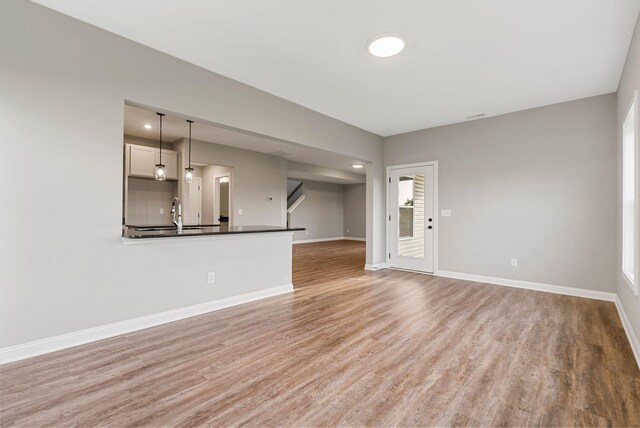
left=36, top=0, right=640, bottom=136
left=124, top=105, right=366, bottom=182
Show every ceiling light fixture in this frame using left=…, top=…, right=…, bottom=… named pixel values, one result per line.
left=144, top=124, right=152, bottom=129
left=352, top=164, right=364, bottom=169
left=154, top=113, right=166, bottom=181
left=367, top=33, right=406, bottom=58
left=185, top=119, right=194, bottom=184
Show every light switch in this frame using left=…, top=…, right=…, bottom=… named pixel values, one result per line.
left=238, top=208, right=243, bottom=215
left=441, top=209, right=451, bottom=217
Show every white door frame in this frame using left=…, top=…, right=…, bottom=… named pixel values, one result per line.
left=386, top=161, right=439, bottom=275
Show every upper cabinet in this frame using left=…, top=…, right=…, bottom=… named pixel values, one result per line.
left=156, top=149, right=178, bottom=180
left=129, top=145, right=155, bottom=177
left=127, top=144, right=178, bottom=180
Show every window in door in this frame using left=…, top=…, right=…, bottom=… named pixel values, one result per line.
left=398, top=176, right=414, bottom=238
left=397, top=174, right=425, bottom=258
left=623, top=93, right=638, bottom=295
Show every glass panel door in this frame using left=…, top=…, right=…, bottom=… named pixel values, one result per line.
left=388, top=164, right=435, bottom=273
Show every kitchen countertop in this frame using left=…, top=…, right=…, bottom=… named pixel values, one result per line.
left=122, top=224, right=304, bottom=239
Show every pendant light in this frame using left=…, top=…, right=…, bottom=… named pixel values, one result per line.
left=185, top=119, right=194, bottom=184
left=154, top=112, right=166, bottom=181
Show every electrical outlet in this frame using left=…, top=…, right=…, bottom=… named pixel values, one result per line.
left=347, top=228, right=350, bottom=233
left=159, top=208, right=164, bottom=215
left=208, top=272, right=216, bottom=284
left=441, top=209, right=451, bottom=217
left=238, top=208, right=243, bottom=215
left=511, top=258, right=518, bottom=267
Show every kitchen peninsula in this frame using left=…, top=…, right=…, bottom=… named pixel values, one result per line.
left=123, top=224, right=304, bottom=240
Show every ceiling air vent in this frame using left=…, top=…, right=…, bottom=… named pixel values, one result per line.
left=466, top=113, right=486, bottom=120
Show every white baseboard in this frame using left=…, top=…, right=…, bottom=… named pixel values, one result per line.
left=365, top=263, right=388, bottom=271
left=293, top=236, right=365, bottom=244
left=437, top=270, right=616, bottom=302
left=0, top=284, right=293, bottom=365
left=614, top=295, right=640, bottom=370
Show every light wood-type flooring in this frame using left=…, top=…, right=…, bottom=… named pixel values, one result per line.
left=1, top=240, right=639, bottom=426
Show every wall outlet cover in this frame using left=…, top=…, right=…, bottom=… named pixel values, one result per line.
left=238, top=209, right=243, bottom=215
left=207, top=272, right=216, bottom=284
left=159, top=208, right=164, bottom=215
left=511, top=258, right=518, bottom=267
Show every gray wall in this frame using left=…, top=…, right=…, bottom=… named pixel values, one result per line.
left=0, top=0, right=383, bottom=349
left=219, top=183, right=229, bottom=217
left=344, top=184, right=366, bottom=239
left=616, top=14, right=640, bottom=347
left=290, top=180, right=345, bottom=241
left=184, top=139, right=285, bottom=226
left=385, top=94, right=617, bottom=292
left=126, top=178, right=177, bottom=225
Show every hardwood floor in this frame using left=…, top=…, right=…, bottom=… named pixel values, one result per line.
left=1, top=240, right=639, bottom=427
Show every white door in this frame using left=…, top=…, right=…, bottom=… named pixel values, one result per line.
left=185, top=177, right=202, bottom=225
left=388, top=164, right=435, bottom=273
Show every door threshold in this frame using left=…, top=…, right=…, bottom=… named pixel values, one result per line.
left=388, top=267, right=435, bottom=276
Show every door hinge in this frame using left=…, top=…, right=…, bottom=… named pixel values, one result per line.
left=388, top=215, right=391, bottom=221
left=389, top=177, right=391, bottom=183
left=389, top=253, right=391, bottom=259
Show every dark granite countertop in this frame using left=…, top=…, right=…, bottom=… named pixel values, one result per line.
left=122, top=224, right=304, bottom=239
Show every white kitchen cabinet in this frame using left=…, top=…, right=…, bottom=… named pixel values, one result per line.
left=129, top=145, right=156, bottom=177
left=155, top=149, right=178, bottom=180
left=127, top=144, right=178, bottom=180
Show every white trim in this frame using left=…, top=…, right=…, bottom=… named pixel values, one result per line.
left=293, top=236, right=365, bottom=244
left=386, top=161, right=439, bottom=275
left=287, top=193, right=306, bottom=214
left=614, top=295, right=640, bottom=370
left=437, top=270, right=615, bottom=302
left=364, top=263, right=387, bottom=271
left=0, top=284, right=293, bottom=365
left=622, top=90, right=639, bottom=296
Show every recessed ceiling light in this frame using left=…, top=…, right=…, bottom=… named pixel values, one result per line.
left=352, top=164, right=364, bottom=169
left=367, top=34, right=406, bottom=58
left=144, top=124, right=152, bottom=129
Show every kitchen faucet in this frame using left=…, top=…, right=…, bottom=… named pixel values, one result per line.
left=171, top=197, right=183, bottom=233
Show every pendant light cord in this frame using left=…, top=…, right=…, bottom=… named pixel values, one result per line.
left=187, top=120, right=194, bottom=169
left=158, top=113, right=163, bottom=164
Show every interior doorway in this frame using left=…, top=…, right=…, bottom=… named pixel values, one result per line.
left=214, top=174, right=231, bottom=224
